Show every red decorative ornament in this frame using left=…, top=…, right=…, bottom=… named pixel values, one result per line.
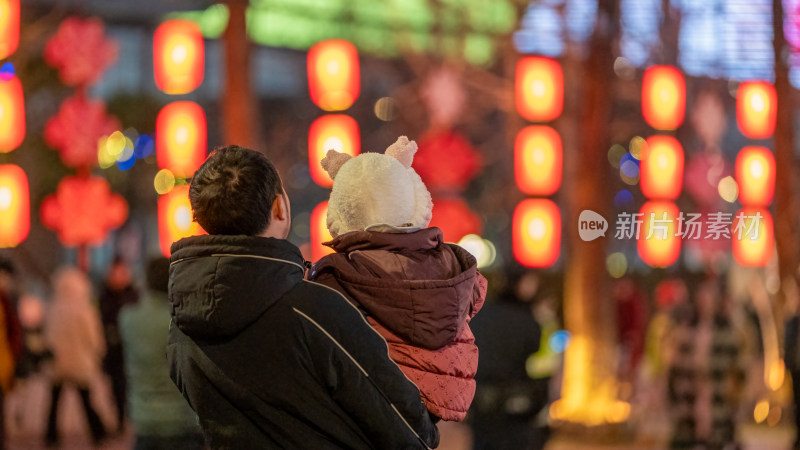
left=414, top=130, right=482, bottom=192
left=44, top=17, right=119, bottom=87
left=45, top=95, right=120, bottom=168
left=428, top=198, right=482, bottom=243
left=41, top=176, right=128, bottom=246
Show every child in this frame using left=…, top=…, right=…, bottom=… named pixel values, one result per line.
left=309, top=136, right=486, bottom=421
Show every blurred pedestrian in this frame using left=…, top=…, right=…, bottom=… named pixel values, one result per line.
left=0, top=257, right=23, bottom=450
left=44, top=267, right=107, bottom=446
left=119, top=257, right=204, bottom=450
left=99, top=256, right=138, bottom=434
left=469, top=272, right=543, bottom=450
left=666, top=276, right=746, bottom=450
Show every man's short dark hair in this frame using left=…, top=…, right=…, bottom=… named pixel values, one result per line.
left=190, top=145, right=283, bottom=236
left=146, top=257, right=170, bottom=293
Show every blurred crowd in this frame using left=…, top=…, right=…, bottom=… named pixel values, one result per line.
left=0, top=253, right=797, bottom=450
left=0, top=255, right=203, bottom=449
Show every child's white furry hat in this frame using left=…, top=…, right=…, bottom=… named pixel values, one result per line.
left=321, top=136, right=433, bottom=236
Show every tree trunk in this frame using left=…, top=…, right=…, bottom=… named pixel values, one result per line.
left=558, top=0, right=623, bottom=425
left=773, top=0, right=798, bottom=321
left=222, top=0, right=259, bottom=149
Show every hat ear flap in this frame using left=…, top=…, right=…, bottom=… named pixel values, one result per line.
left=321, top=150, right=352, bottom=180
left=385, top=136, right=417, bottom=169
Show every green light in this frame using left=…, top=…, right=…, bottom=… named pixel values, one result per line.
left=464, top=33, right=493, bottom=67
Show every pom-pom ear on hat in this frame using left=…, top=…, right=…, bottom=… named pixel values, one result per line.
left=321, top=150, right=352, bottom=180
left=326, top=136, right=433, bottom=236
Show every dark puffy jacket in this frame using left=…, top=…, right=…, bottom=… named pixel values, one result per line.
left=167, top=235, right=439, bottom=450
left=310, top=228, right=486, bottom=421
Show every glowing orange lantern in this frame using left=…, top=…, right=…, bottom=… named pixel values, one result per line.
left=513, top=199, right=561, bottom=268
left=153, top=20, right=205, bottom=95
left=156, top=101, right=207, bottom=179
left=515, top=125, right=563, bottom=196
left=515, top=56, right=563, bottom=122
left=307, top=40, right=360, bottom=111
left=0, top=0, right=20, bottom=60
left=737, top=81, right=776, bottom=139
left=732, top=208, right=773, bottom=267
left=311, top=201, right=334, bottom=262
left=641, top=65, right=685, bottom=131
left=158, top=185, right=205, bottom=257
left=736, top=146, right=775, bottom=207
left=0, top=76, right=25, bottom=152
left=640, top=135, right=684, bottom=200
left=428, top=198, right=483, bottom=243
left=637, top=201, right=681, bottom=268
left=0, top=164, right=28, bottom=248
left=308, top=114, right=360, bottom=187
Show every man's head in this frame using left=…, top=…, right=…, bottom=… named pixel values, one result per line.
left=146, top=256, right=170, bottom=294
left=190, top=145, right=291, bottom=238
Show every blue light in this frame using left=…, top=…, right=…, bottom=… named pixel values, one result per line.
left=614, top=190, right=635, bottom=208
left=117, top=155, right=136, bottom=171
left=548, top=330, right=571, bottom=354
left=620, top=160, right=640, bottom=178
left=133, top=135, right=154, bottom=159
left=0, top=62, right=15, bottom=80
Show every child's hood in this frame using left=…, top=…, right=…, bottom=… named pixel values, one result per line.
left=310, top=227, right=487, bottom=350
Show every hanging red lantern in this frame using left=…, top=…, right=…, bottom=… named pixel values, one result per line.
left=428, top=197, right=483, bottom=244
left=637, top=201, right=681, bottom=268
left=512, top=198, right=561, bottom=268
left=732, top=208, right=773, bottom=267
left=310, top=201, right=334, bottom=262
left=414, top=129, right=482, bottom=192
left=736, top=146, right=775, bottom=207
left=640, top=135, right=684, bottom=200
left=153, top=20, right=205, bottom=95
left=0, top=0, right=20, bottom=60
left=307, top=39, right=360, bottom=111
left=41, top=176, right=128, bottom=247
left=308, top=114, right=360, bottom=188
left=0, top=76, right=24, bottom=152
left=156, top=101, right=207, bottom=179
left=158, top=185, right=205, bottom=257
left=0, top=164, right=28, bottom=248
left=514, top=125, right=562, bottom=196
left=641, top=65, right=686, bottom=131
left=515, top=56, right=563, bottom=122
left=737, top=81, right=777, bottom=139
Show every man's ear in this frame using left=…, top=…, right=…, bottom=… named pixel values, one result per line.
left=272, top=195, right=287, bottom=221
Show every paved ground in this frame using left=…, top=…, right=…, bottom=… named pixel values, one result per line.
left=5, top=374, right=796, bottom=449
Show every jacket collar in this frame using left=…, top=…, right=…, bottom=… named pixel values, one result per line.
left=324, top=227, right=444, bottom=253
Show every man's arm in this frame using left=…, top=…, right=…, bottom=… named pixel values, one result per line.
left=296, top=281, right=439, bottom=449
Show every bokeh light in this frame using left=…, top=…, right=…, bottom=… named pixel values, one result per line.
left=154, top=169, right=176, bottom=194
left=717, top=175, right=739, bottom=203
left=374, top=97, right=397, bottom=121
left=606, top=252, right=628, bottom=278
left=457, top=234, right=497, bottom=269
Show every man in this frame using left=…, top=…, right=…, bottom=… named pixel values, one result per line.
left=119, top=257, right=203, bottom=450
left=167, top=145, right=439, bottom=449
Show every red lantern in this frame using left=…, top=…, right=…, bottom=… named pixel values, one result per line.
left=311, top=201, right=334, bottom=262
left=637, top=201, right=681, bottom=268
left=428, top=198, right=483, bottom=243
left=515, top=125, right=562, bottom=196
left=414, top=129, right=482, bottom=192
left=732, top=208, right=774, bottom=267
left=736, top=146, right=775, bottom=207
left=641, top=65, right=686, bottom=131
left=153, top=20, right=205, bottom=95
left=640, top=135, right=684, bottom=200
left=156, top=101, right=207, bottom=179
left=41, top=176, right=128, bottom=247
left=0, top=164, right=28, bottom=248
left=737, top=81, right=777, bottom=139
left=0, top=76, right=24, bottom=152
left=307, top=40, right=360, bottom=111
left=158, top=186, right=205, bottom=257
left=513, top=199, right=561, bottom=268
left=515, top=56, right=563, bottom=122
left=0, top=0, right=20, bottom=60
left=308, top=114, right=360, bottom=188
